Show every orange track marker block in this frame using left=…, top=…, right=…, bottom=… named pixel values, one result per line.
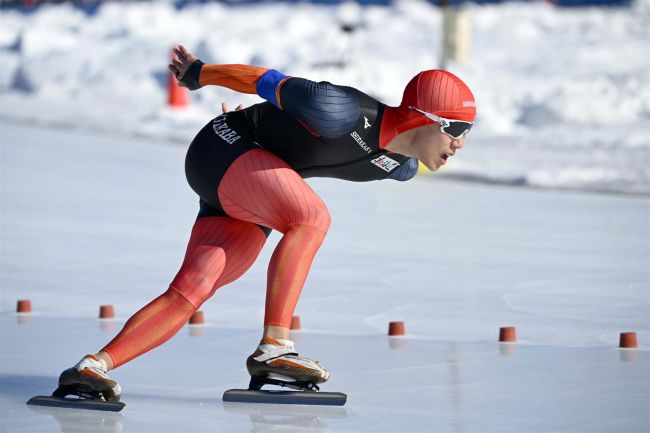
left=499, top=326, right=517, bottom=342
left=189, top=311, right=205, bottom=325
left=388, top=321, right=405, bottom=336
left=619, top=332, right=638, bottom=348
left=16, top=300, right=32, bottom=313
left=99, top=305, right=115, bottom=319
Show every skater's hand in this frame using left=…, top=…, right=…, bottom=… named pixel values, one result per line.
left=221, top=102, right=244, bottom=113
left=168, top=45, right=199, bottom=84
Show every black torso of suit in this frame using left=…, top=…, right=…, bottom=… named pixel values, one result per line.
left=185, top=78, right=418, bottom=221
left=229, top=78, right=419, bottom=182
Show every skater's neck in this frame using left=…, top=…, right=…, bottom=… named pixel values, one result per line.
left=380, top=105, right=428, bottom=150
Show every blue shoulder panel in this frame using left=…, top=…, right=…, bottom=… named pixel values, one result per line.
left=256, top=69, right=288, bottom=109
left=280, top=78, right=360, bottom=138
left=388, top=157, right=419, bottom=181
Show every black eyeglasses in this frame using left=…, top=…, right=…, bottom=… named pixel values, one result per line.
left=409, top=106, right=473, bottom=140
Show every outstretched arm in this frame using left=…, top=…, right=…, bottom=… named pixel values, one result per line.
left=168, top=45, right=360, bottom=138
left=168, top=45, right=272, bottom=94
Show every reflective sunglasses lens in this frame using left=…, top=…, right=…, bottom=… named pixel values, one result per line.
left=443, top=121, right=473, bottom=139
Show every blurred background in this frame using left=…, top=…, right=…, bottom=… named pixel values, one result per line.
left=0, top=0, right=648, bottom=194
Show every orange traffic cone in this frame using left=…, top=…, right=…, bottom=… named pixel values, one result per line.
left=168, top=72, right=189, bottom=108
left=168, top=48, right=189, bottom=108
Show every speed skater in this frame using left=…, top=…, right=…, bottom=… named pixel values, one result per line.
left=55, top=44, right=476, bottom=402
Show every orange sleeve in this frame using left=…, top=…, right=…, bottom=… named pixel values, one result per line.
left=199, top=64, right=270, bottom=94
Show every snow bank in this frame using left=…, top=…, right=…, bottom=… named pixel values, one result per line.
left=0, top=0, right=648, bottom=193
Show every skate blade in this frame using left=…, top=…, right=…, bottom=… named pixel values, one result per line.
left=223, top=389, right=347, bottom=406
left=26, top=396, right=125, bottom=412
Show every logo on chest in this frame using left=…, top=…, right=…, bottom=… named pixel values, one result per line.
left=371, top=155, right=401, bottom=172
left=350, top=131, right=372, bottom=153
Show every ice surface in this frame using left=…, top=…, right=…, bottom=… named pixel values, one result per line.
left=2, top=315, right=649, bottom=433
left=1, top=122, right=649, bottom=432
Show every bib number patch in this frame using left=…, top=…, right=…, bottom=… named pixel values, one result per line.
left=371, top=155, right=401, bottom=172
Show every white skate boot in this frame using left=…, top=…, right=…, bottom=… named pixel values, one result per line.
left=246, top=338, right=329, bottom=391
left=55, top=355, right=121, bottom=402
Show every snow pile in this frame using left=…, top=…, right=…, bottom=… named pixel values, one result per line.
left=0, top=0, right=648, bottom=194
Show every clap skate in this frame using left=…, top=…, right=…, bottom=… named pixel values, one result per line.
left=223, top=338, right=347, bottom=406
left=246, top=338, right=329, bottom=391
left=27, top=355, right=125, bottom=412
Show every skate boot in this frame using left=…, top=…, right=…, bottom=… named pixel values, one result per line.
left=246, top=338, right=329, bottom=392
left=54, top=355, right=121, bottom=402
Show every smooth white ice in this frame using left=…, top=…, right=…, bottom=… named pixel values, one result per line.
left=1, top=122, right=649, bottom=432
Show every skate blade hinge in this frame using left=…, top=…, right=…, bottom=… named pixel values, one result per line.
left=248, top=376, right=320, bottom=392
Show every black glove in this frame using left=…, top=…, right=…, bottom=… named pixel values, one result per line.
left=180, top=59, right=205, bottom=91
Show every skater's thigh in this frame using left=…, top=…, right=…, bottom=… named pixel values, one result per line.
left=217, top=149, right=330, bottom=233
left=172, top=215, right=268, bottom=305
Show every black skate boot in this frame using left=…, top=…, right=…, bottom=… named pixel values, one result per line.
left=246, top=338, right=329, bottom=391
left=26, top=355, right=125, bottom=411
left=222, top=338, right=346, bottom=406
left=54, top=355, right=121, bottom=401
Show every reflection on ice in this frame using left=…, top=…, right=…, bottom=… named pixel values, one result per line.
left=188, top=326, right=206, bottom=338
left=99, top=320, right=117, bottom=333
left=619, top=349, right=638, bottom=363
left=27, top=405, right=124, bottom=433
left=223, top=401, right=347, bottom=433
left=388, top=337, right=407, bottom=350
left=16, top=314, right=32, bottom=327
left=499, top=343, right=517, bottom=357
left=289, top=331, right=302, bottom=343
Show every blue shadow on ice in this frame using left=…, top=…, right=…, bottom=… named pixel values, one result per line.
left=0, top=373, right=53, bottom=401
left=0, top=374, right=124, bottom=433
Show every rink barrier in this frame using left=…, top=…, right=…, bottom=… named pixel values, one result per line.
left=189, top=311, right=205, bottom=325
left=99, top=305, right=115, bottom=319
left=388, top=321, right=405, bottom=336
left=16, top=299, right=32, bottom=313
left=499, top=326, right=516, bottom=342
left=619, top=332, right=638, bottom=348
left=290, top=316, right=301, bottom=330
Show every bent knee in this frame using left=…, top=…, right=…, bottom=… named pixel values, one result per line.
left=286, top=196, right=331, bottom=234
left=171, top=257, right=226, bottom=307
left=309, top=199, right=331, bottom=233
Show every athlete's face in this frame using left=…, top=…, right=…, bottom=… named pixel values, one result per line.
left=413, top=123, right=465, bottom=171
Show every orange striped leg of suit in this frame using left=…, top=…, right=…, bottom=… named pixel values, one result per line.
left=218, top=149, right=331, bottom=328
left=101, top=217, right=267, bottom=368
